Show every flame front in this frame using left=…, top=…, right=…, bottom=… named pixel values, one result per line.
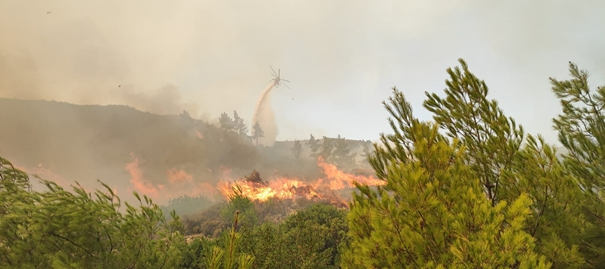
left=217, top=157, right=385, bottom=204
left=124, top=153, right=221, bottom=203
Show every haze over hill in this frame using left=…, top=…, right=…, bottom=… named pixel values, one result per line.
left=0, top=98, right=372, bottom=205
left=1, top=1, right=604, bottom=144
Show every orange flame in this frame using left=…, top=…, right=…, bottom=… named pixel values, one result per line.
left=13, top=163, right=100, bottom=194
left=125, top=153, right=222, bottom=203
left=125, top=153, right=159, bottom=199
left=217, top=157, right=384, bottom=204
left=316, top=157, right=386, bottom=188
left=195, top=130, right=204, bottom=139
left=167, top=168, right=193, bottom=184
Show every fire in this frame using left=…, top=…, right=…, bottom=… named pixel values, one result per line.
left=195, top=130, right=204, bottom=139
left=125, top=153, right=159, bottom=199
left=13, top=163, right=101, bottom=195
left=217, top=157, right=385, bottom=204
left=316, top=157, right=386, bottom=189
left=167, top=168, right=193, bottom=184
left=13, top=163, right=69, bottom=187
left=125, top=153, right=222, bottom=203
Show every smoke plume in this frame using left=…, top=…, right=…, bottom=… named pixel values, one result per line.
left=252, top=81, right=279, bottom=146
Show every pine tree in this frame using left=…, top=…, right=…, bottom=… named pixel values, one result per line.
left=550, top=62, right=605, bottom=267
left=252, top=121, right=264, bottom=147
left=307, top=134, right=321, bottom=158
left=332, top=134, right=356, bottom=168
left=206, top=211, right=254, bottom=269
left=233, top=110, right=248, bottom=137
left=423, top=59, right=586, bottom=268
left=341, top=88, right=550, bottom=268
left=291, top=140, right=303, bottom=160
left=180, top=110, right=194, bottom=128
left=219, top=112, right=235, bottom=132
left=423, top=59, right=525, bottom=205
left=219, top=112, right=236, bottom=142
left=320, top=136, right=334, bottom=162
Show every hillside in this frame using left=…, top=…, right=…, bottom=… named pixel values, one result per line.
left=0, top=98, right=374, bottom=204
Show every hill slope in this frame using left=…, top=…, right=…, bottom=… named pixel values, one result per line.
left=0, top=98, right=373, bottom=204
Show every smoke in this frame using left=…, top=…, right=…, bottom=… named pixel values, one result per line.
left=1, top=0, right=604, bottom=206
left=2, top=0, right=602, bottom=142
left=252, top=81, right=279, bottom=146
left=0, top=1, right=205, bottom=117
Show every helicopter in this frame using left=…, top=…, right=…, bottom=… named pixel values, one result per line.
left=270, top=66, right=291, bottom=89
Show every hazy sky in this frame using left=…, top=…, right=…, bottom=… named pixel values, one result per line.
left=1, top=0, right=604, bottom=144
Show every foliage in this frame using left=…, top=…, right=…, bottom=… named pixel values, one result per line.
left=7, top=59, right=605, bottom=268
left=341, top=88, right=549, bottom=268
left=320, top=136, right=335, bottom=162
left=307, top=134, right=321, bottom=158
left=332, top=134, right=357, bottom=168
left=207, top=211, right=255, bottom=269
left=0, top=156, right=186, bottom=269
left=422, top=59, right=587, bottom=268
left=252, top=121, right=265, bottom=146
left=183, top=203, right=228, bottom=237
left=220, top=186, right=258, bottom=229
left=219, top=112, right=235, bottom=132
left=179, top=236, right=214, bottom=269
left=233, top=110, right=249, bottom=137
left=161, top=195, right=214, bottom=219
left=291, top=140, right=303, bottom=160
left=343, top=89, right=548, bottom=268
left=423, top=59, right=525, bottom=205
left=550, top=62, right=605, bottom=267
left=238, top=203, right=348, bottom=269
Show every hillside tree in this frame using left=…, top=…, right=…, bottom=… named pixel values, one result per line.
left=320, top=136, right=334, bottom=162
left=291, top=140, right=303, bottom=160
left=233, top=110, right=248, bottom=137
left=219, top=112, right=235, bottom=132
left=332, top=134, right=356, bottom=168
left=180, top=110, right=194, bottom=129
left=307, top=134, right=321, bottom=158
left=252, top=121, right=264, bottom=147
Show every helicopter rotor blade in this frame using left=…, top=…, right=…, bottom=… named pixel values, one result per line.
left=282, top=79, right=291, bottom=83
left=270, top=66, right=278, bottom=77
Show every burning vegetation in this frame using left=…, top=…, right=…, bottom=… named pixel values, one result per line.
left=217, top=157, right=384, bottom=207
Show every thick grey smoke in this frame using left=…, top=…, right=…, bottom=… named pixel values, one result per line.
left=252, top=81, right=278, bottom=146
left=0, top=1, right=206, bottom=116
left=1, top=0, right=604, bottom=142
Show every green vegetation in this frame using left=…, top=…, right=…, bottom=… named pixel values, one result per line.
left=3, top=59, right=605, bottom=268
left=161, top=195, right=214, bottom=220
left=0, top=157, right=185, bottom=268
